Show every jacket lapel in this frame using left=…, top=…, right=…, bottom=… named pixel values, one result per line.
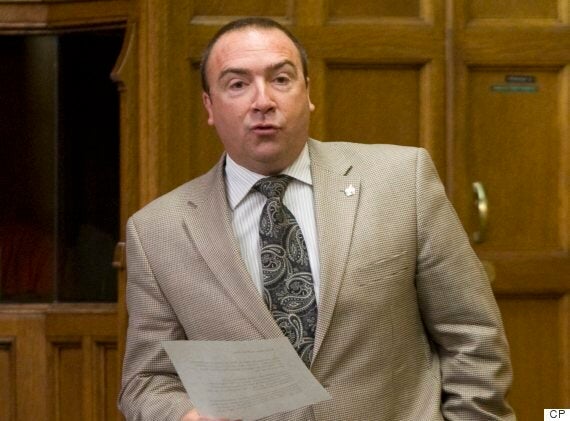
left=181, top=157, right=283, bottom=339
left=309, top=140, right=361, bottom=360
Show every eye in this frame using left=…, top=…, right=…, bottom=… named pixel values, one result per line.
left=273, top=75, right=291, bottom=85
left=228, top=80, right=247, bottom=90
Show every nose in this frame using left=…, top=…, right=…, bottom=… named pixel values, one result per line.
left=251, top=82, right=276, bottom=114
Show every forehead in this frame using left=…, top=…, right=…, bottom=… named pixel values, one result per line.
left=208, top=28, right=301, bottom=74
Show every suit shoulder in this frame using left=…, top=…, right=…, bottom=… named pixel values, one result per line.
left=130, top=182, right=188, bottom=222
left=312, top=139, right=425, bottom=170
left=325, top=140, right=418, bottom=157
left=129, top=163, right=221, bottom=225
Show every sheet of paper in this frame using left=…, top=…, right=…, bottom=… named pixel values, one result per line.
left=162, top=337, right=331, bottom=421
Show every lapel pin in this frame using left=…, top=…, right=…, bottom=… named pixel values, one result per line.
left=344, top=184, right=356, bottom=197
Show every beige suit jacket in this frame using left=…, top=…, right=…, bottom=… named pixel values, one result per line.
left=119, top=140, right=515, bottom=421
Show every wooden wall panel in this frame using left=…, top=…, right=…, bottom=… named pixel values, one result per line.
left=0, top=305, right=118, bottom=420
left=0, top=339, right=15, bottom=421
left=193, top=0, right=291, bottom=20
left=95, top=340, right=119, bottom=421
left=324, top=64, right=421, bottom=146
left=11, top=314, right=48, bottom=420
left=187, top=62, right=224, bottom=181
left=50, top=340, right=84, bottom=420
left=0, top=1, right=129, bottom=31
left=328, top=0, right=420, bottom=19
left=134, top=1, right=196, bottom=198
left=48, top=336, right=121, bottom=421
left=467, top=0, right=559, bottom=21
left=497, top=296, right=567, bottom=420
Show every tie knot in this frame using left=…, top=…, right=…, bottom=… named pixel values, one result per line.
left=253, top=175, right=293, bottom=199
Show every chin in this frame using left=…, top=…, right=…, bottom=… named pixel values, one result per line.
left=251, top=141, right=285, bottom=158
left=250, top=153, right=289, bottom=175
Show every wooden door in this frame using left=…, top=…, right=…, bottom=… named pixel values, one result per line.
left=117, top=1, right=570, bottom=419
left=449, top=1, right=570, bottom=419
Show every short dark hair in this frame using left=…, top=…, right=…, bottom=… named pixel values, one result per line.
left=200, top=17, right=309, bottom=93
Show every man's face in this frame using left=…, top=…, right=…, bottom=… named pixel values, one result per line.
left=202, top=28, right=315, bottom=175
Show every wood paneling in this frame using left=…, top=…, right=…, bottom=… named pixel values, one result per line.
left=47, top=335, right=119, bottom=420
left=193, top=0, right=291, bottom=20
left=0, top=339, right=15, bottom=421
left=467, top=0, right=560, bottom=21
left=0, top=312, right=49, bottom=420
left=328, top=0, right=421, bottom=20
left=95, top=341, right=119, bottom=421
left=0, top=304, right=119, bottom=421
left=463, top=67, right=562, bottom=252
left=0, top=0, right=129, bottom=31
left=188, top=62, right=225, bottom=181
left=50, top=340, right=83, bottom=420
left=325, top=64, right=421, bottom=146
left=498, top=296, right=567, bottom=420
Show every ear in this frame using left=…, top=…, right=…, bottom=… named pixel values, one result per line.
left=306, top=78, right=316, bottom=112
left=202, top=92, right=215, bottom=126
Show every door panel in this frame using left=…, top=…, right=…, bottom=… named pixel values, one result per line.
left=0, top=340, right=15, bottom=420
left=47, top=335, right=119, bottom=421
left=327, top=0, right=421, bottom=19
left=324, top=64, right=421, bottom=146
left=193, top=0, right=290, bottom=20
left=463, top=67, right=563, bottom=252
left=49, top=342, right=83, bottom=420
left=467, top=0, right=560, bottom=20
left=498, top=296, right=566, bottom=419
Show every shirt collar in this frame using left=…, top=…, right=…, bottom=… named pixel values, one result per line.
left=224, top=143, right=313, bottom=210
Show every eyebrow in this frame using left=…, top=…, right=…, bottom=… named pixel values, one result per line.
left=268, top=60, right=297, bottom=74
left=217, top=60, right=298, bottom=82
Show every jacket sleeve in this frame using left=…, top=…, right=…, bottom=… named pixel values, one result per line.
left=414, top=148, right=516, bottom=420
left=118, top=217, right=194, bottom=421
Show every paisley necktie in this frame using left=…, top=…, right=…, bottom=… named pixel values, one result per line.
left=253, top=175, right=318, bottom=367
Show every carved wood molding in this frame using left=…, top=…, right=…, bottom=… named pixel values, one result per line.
left=0, top=0, right=130, bottom=32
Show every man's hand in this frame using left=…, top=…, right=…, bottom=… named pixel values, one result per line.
left=181, top=409, right=242, bottom=421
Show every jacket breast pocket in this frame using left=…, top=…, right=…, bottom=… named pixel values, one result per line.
left=351, top=251, right=412, bottom=287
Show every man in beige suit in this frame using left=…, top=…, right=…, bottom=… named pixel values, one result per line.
left=119, top=18, right=515, bottom=421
